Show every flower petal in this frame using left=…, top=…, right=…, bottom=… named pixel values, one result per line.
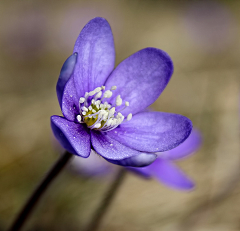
left=127, top=167, right=152, bottom=178
left=70, top=150, right=113, bottom=177
left=73, top=17, right=115, bottom=98
left=56, top=53, right=78, bottom=108
left=150, top=158, right=195, bottom=190
left=108, top=111, right=192, bottom=153
left=160, top=128, right=202, bottom=160
left=51, top=115, right=91, bottom=157
left=105, top=48, right=173, bottom=116
left=61, top=76, right=79, bottom=121
left=105, top=153, right=157, bottom=167
left=91, top=130, right=145, bottom=161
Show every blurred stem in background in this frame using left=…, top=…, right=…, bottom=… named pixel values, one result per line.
left=85, top=168, right=127, bottom=231
left=7, top=151, right=73, bottom=231
left=7, top=151, right=127, bottom=231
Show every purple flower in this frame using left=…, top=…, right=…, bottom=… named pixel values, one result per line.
left=51, top=17, right=192, bottom=167
left=71, top=129, right=201, bottom=190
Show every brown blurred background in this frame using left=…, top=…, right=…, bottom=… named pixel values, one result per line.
left=0, top=0, right=239, bottom=230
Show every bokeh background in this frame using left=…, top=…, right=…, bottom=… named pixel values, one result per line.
left=0, top=0, right=240, bottom=230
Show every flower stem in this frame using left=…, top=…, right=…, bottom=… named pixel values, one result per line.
left=85, top=168, right=127, bottom=231
left=8, top=151, right=73, bottom=231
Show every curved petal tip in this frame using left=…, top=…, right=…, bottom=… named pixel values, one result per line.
left=51, top=115, right=91, bottom=158
left=105, top=153, right=157, bottom=167
left=57, top=53, right=78, bottom=107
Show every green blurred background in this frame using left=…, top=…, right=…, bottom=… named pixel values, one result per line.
left=0, top=0, right=239, bottom=230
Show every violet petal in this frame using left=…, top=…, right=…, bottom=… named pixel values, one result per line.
left=51, top=115, right=91, bottom=157
left=61, top=76, right=79, bottom=121
left=160, top=128, right=202, bottom=160
left=73, top=17, right=115, bottom=98
left=151, top=158, right=195, bottom=190
left=108, top=111, right=192, bottom=153
left=56, top=53, right=77, bottom=107
left=105, top=48, right=173, bottom=116
left=91, top=130, right=144, bottom=160
left=127, top=167, right=152, bottom=178
left=105, top=153, right=157, bottom=167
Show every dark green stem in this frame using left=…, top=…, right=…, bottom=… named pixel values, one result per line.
left=8, top=151, right=73, bottom=231
left=85, top=168, right=127, bottom=231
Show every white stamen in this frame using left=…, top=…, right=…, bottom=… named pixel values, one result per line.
left=116, top=95, right=122, bottom=106
left=103, top=90, right=112, bottom=98
left=77, top=115, right=82, bottom=122
left=88, top=90, right=95, bottom=96
left=95, top=100, right=101, bottom=105
left=109, top=107, right=115, bottom=116
left=82, top=106, right=88, bottom=112
left=79, top=97, right=85, bottom=103
left=106, top=119, right=112, bottom=126
left=95, top=87, right=102, bottom=93
left=94, top=123, right=101, bottom=129
left=127, top=113, right=132, bottom=121
left=95, top=91, right=102, bottom=99
left=103, top=102, right=108, bottom=108
left=84, top=92, right=89, bottom=106
left=103, top=112, right=108, bottom=120
left=77, top=85, right=133, bottom=132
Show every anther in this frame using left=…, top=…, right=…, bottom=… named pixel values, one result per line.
left=95, top=87, right=102, bottom=93
left=77, top=85, right=133, bottom=132
left=77, top=115, right=82, bottom=122
left=94, top=123, right=101, bottom=129
left=88, top=90, right=95, bottom=96
left=103, top=90, right=112, bottom=98
left=95, top=100, right=101, bottom=105
left=82, top=106, right=88, bottom=112
left=127, top=113, right=132, bottom=121
left=116, top=95, right=122, bottom=106
left=79, top=97, right=85, bottom=103
left=109, top=107, right=115, bottom=116
left=95, top=91, right=102, bottom=100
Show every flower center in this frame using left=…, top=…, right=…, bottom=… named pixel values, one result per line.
left=76, top=86, right=132, bottom=132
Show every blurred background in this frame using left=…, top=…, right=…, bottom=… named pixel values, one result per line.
left=0, top=0, right=239, bottom=230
